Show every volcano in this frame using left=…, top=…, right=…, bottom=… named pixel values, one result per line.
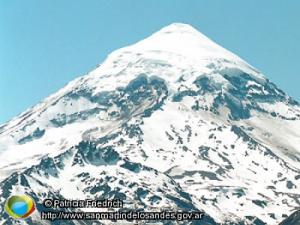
left=0, top=23, right=299, bottom=225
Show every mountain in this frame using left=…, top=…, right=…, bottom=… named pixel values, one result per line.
left=0, top=23, right=299, bottom=225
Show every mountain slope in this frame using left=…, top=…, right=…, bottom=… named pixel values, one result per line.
left=279, top=210, right=300, bottom=225
left=0, top=23, right=299, bottom=225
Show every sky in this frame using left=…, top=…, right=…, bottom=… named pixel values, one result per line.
left=0, top=0, right=299, bottom=124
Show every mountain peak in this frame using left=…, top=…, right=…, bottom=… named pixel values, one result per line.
left=88, top=23, right=265, bottom=94
left=156, top=23, right=202, bottom=35
left=117, top=23, right=247, bottom=66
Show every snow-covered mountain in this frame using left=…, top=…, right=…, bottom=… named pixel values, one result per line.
left=0, top=23, right=299, bottom=225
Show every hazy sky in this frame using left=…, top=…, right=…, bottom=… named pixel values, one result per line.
left=1, top=0, right=299, bottom=124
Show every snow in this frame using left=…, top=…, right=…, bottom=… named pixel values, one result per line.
left=0, top=23, right=299, bottom=225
